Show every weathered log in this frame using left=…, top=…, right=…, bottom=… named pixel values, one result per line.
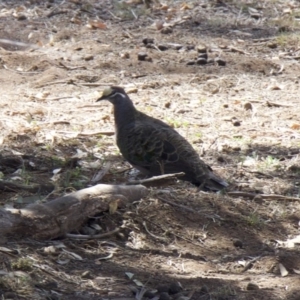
left=0, top=184, right=148, bottom=239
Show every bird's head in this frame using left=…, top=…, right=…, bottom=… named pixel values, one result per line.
left=96, top=86, right=129, bottom=106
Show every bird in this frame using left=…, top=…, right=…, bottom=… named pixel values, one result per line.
left=96, top=86, right=228, bottom=191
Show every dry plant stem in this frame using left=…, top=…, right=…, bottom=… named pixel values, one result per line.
left=78, top=82, right=116, bottom=87
left=157, top=195, right=222, bottom=220
left=0, top=184, right=148, bottom=239
left=142, top=221, right=168, bottom=242
left=56, top=130, right=115, bottom=136
left=66, top=228, right=120, bottom=240
left=0, top=180, right=54, bottom=193
left=228, top=191, right=300, bottom=201
left=126, top=172, right=185, bottom=185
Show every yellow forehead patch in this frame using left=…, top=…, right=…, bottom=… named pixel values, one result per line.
left=101, top=86, right=113, bottom=97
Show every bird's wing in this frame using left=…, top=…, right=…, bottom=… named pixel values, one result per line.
left=123, top=124, right=179, bottom=167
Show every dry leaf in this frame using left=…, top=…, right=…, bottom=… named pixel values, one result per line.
left=278, top=263, right=289, bottom=277
left=291, top=123, right=300, bottom=130
left=87, top=20, right=107, bottom=30
left=109, top=199, right=120, bottom=214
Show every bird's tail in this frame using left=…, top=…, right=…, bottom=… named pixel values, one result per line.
left=194, top=172, right=228, bottom=191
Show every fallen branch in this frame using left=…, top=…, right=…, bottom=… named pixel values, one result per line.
left=0, top=184, right=148, bottom=239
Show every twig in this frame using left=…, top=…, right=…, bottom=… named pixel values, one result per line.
left=36, top=79, right=76, bottom=88
left=142, top=221, right=168, bottom=242
left=108, top=10, right=122, bottom=20
left=91, top=162, right=112, bottom=183
left=130, top=9, right=138, bottom=20
left=56, top=130, right=114, bottom=136
left=58, top=62, right=86, bottom=70
left=228, top=191, right=300, bottom=201
left=156, top=195, right=223, bottom=221
left=47, top=10, right=68, bottom=18
left=228, top=46, right=250, bottom=55
left=0, top=39, right=38, bottom=49
left=66, top=228, right=120, bottom=240
left=126, top=172, right=185, bottom=185
left=3, top=64, right=40, bottom=74
left=0, top=180, right=54, bottom=193
left=266, top=100, right=293, bottom=108
left=77, top=82, right=115, bottom=87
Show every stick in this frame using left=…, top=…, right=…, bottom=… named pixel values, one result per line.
left=126, top=172, right=185, bottom=185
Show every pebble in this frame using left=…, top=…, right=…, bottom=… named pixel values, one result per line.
left=196, top=58, right=207, bottom=65
left=196, top=45, right=207, bottom=53
left=142, top=37, right=154, bottom=45
left=17, top=15, right=27, bottom=21
left=158, top=44, right=169, bottom=51
left=246, top=282, right=259, bottom=290
left=84, top=55, right=94, bottom=61
left=198, top=53, right=208, bottom=60
left=233, top=239, right=243, bottom=248
left=215, top=58, right=226, bottom=66
left=137, top=52, right=148, bottom=61
left=159, top=292, right=171, bottom=300
left=161, top=27, right=173, bottom=34
left=244, top=102, right=252, bottom=110
left=186, top=60, right=195, bottom=65
left=157, top=285, right=170, bottom=293
left=169, top=282, right=182, bottom=294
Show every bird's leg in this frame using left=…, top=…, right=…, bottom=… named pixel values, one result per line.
left=198, top=178, right=208, bottom=191
left=157, top=160, right=165, bottom=175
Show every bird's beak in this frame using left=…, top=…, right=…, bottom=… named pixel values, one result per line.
left=96, top=93, right=105, bottom=102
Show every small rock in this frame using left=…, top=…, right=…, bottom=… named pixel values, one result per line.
left=231, top=118, right=241, bottom=126
left=233, top=239, right=243, bottom=248
left=158, top=44, right=169, bottom=51
left=144, top=290, right=157, bottom=298
left=196, top=58, right=207, bottom=65
left=246, top=283, right=259, bottom=290
left=137, top=52, right=148, bottom=61
left=186, top=45, right=195, bottom=50
left=244, top=102, right=252, bottom=110
left=142, top=37, right=154, bottom=45
left=156, top=20, right=164, bottom=30
left=217, top=156, right=225, bottom=163
left=84, top=55, right=94, bottom=61
left=169, top=282, right=182, bottom=294
left=161, top=27, right=173, bottom=34
left=159, top=292, right=171, bottom=300
left=168, top=43, right=183, bottom=50
left=157, top=285, right=170, bottom=293
left=17, top=15, right=27, bottom=21
left=223, top=104, right=229, bottom=108
left=186, top=60, right=195, bottom=65
left=198, top=53, right=208, bottom=60
left=215, top=58, right=226, bottom=66
left=267, top=42, right=277, bottom=49
left=196, top=45, right=207, bottom=53
left=200, top=285, right=209, bottom=294
left=81, top=270, right=93, bottom=279
left=120, top=52, right=130, bottom=59
left=165, top=101, right=171, bottom=108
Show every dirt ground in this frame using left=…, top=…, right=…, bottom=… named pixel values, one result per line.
left=1, top=0, right=300, bottom=299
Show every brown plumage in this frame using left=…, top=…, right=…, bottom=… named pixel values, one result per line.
left=97, top=86, right=228, bottom=191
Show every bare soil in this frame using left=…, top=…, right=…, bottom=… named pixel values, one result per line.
left=1, top=0, right=300, bottom=299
